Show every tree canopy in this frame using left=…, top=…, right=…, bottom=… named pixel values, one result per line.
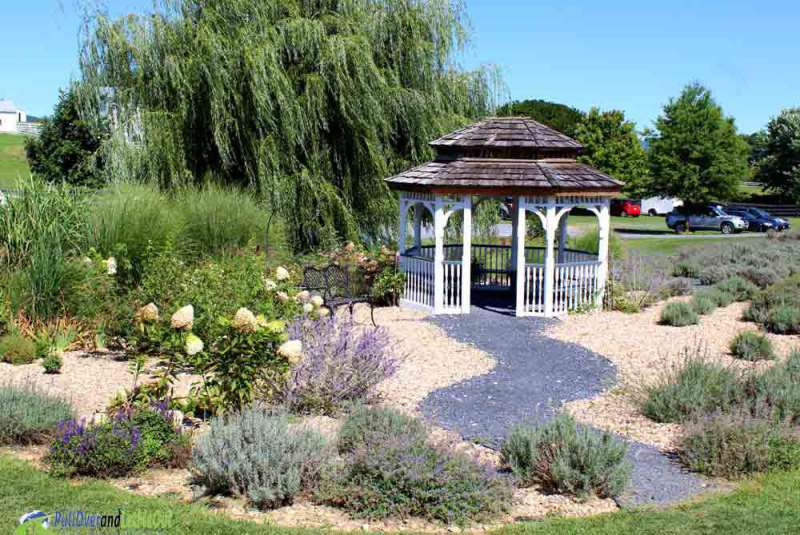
left=757, top=108, right=800, bottom=202
left=25, top=87, right=104, bottom=188
left=573, top=108, right=649, bottom=197
left=78, top=0, right=497, bottom=250
left=496, top=99, right=584, bottom=136
left=646, top=83, right=748, bottom=202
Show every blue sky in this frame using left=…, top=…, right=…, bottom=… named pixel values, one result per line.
left=1, top=0, right=798, bottom=133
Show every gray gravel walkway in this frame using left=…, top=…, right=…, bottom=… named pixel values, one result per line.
left=420, top=301, right=711, bottom=508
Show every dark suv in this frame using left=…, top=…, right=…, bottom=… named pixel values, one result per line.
left=724, top=206, right=790, bottom=232
left=665, top=203, right=748, bottom=234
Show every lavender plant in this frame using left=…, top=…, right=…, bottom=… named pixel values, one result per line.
left=282, top=316, right=397, bottom=415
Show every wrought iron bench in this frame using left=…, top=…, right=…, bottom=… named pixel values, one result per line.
left=301, top=265, right=377, bottom=326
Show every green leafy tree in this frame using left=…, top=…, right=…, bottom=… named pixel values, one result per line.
left=574, top=108, right=649, bottom=197
left=496, top=99, right=584, bottom=136
left=77, top=0, right=496, bottom=250
left=646, top=83, right=749, bottom=202
left=758, top=108, right=800, bottom=202
left=25, top=87, right=104, bottom=188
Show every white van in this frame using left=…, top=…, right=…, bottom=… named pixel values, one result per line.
left=641, top=197, right=682, bottom=216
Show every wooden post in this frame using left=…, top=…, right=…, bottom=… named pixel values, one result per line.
left=398, top=194, right=408, bottom=255
left=514, top=196, right=527, bottom=316
left=461, top=195, right=472, bottom=313
left=595, top=199, right=611, bottom=309
left=543, top=199, right=557, bottom=317
left=413, top=203, right=423, bottom=253
left=433, top=196, right=445, bottom=314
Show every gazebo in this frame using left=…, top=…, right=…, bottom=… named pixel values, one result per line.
left=386, top=117, right=623, bottom=318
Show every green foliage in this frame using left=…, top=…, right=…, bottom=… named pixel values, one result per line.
left=574, top=108, right=649, bottom=196
left=750, top=351, right=800, bottom=422
left=715, top=276, right=759, bottom=301
left=42, top=353, right=63, bottom=374
left=746, top=273, right=800, bottom=333
left=647, top=83, right=749, bottom=202
left=192, top=408, right=328, bottom=510
left=501, top=414, right=630, bottom=499
left=568, top=227, right=624, bottom=260
left=497, top=99, right=584, bottom=136
left=319, top=414, right=511, bottom=525
left=757, top=108, right=800, bottom=202
left=78, top=0, right=497, bottom=250
left=658, top=301, right=698, bottom=326
left=337, top=406, right=426, bottom=454
left=640, top=350, right=743, bottom=423
left=691, top=293, right=717, bottom=315
left=370, top=267, right=405, bottom=306
left=24, top=86, right=104, bottom=188
left=729, top=331, right=774, bottom=361
left=765, top=305, right=800, bottom=335
left=0, top=384, right=73, bottom=445
left=679, top=409, right=800, bottom=478
left=0, top=333, right=36, bottom=365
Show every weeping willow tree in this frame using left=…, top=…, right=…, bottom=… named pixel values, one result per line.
left=77, top=0, right=498, bottom=250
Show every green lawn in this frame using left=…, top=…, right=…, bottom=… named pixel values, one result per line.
left=2, top=455, right=799, bottom=534
left=0, top=133, right=30, bottom=189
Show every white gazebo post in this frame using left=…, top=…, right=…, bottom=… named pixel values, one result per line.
left=398, top=193, right=408, bottom=255
left=543, top=198, right=557, bottom=316
left=514, top=196, right=527, bottom=316
left=433, top=195, right=446, bottom=313
left=461, top=195, right=472, bottom=312
left=558, top=211, right=569, bottom=263
left=595, top=198, right=611, bottom=309
left=510, top=197, right=519, bottom=270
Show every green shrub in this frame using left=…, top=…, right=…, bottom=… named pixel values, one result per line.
left=42, top=353, right=63, bottom=374
left=659, top=302, right=698, bottom=327
left=707, top=287, right=735, bottom=307
left=568, top=228, right=624, bottom=260
left=337, top=406, right=427, bottom=454
left=672, top=259, right=700, bottom=278
left=0, top=384, right=73, bottom=444
left=48, top=404, right=188, bottom=478
left=691, top=294, right=717, bottom=315
left=679, top=409, right=800, bottom=478
left=729, top=331, right=774, bottom=361
left=192, top=408, right=328, bottom=510
left=0, top=333, right=36, bottom=364
left=715, top=276, right=759, bottom=301
left=500, top=414, right=630, bottom=499
left=640, top=351, right=743, bottom=423
left=319, top=431, right=512, bottom=525
left=766, top=305, right=800, bottom=335
left=749, top=351, right=800, bottom=422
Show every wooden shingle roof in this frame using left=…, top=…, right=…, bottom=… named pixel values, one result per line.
left=387, top=117, right=623, bottom=195
left=431, top=117, right=582, bottom=152
left=387, top=157, right=623, bottom=195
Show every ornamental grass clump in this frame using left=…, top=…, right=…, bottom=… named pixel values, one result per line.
left=715, top=276, right=758, bottom=302
left=500, top=413, right=630, bottom=499
left=729, top=331, right=774, bottom=361
left=191, top=407, right=328, bottom=510
left=0, top=333, right=36, bottom=364
left=282, top=316, right=396, bottom=415
left=659, top=301, right=698, bottom=326
left=640, top=348, right=744, bottom=423
left=0, top=384, right=73, bottom=445
left=690, top=293, right=717, bottom=316
left=679, top=407, right=800, bottom=479
left=337, top=405, right=427, bottom=454
left=319, top=408, right=512, bottom=525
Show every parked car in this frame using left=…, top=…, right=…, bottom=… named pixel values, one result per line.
left=610, top=199, right=641, bottom=217
left=641, top=196, right=683, bottom=216
left=724, top=206, right=790, bottom=232
left=665, top=203, right=748, bottom=234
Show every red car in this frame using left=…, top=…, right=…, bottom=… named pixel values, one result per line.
left=610, top=199, right=641, bottom=217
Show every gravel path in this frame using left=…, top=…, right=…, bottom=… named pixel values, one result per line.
left=420, top=302, right=711, bottom=508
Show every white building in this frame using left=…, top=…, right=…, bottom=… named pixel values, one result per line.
left=0, top=99, right=28, bottom=133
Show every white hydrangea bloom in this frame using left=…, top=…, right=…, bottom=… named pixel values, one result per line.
left=275, top=266, right=290, bottom=281
left=171, top=305, right=194, bottom=330
left=310, top=295, right=324, bottom=308
left=276, top=291, right=290, bottom=303
left=185, top=333, right=204, bottom=356
left=302, top=303, right=314, bottom=314
left=318, top=307, right=330, bottom=317
left=232, top=307, right=259, bottom=332
left=264, top=278, right=278, bottom=291
left=137, top=302, right=159, bottom=322
left=295, top=290, right=311, bottom=303
left=277, top=340, right=303, bottom=364
left=105, top=257, right=118, bottom=275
